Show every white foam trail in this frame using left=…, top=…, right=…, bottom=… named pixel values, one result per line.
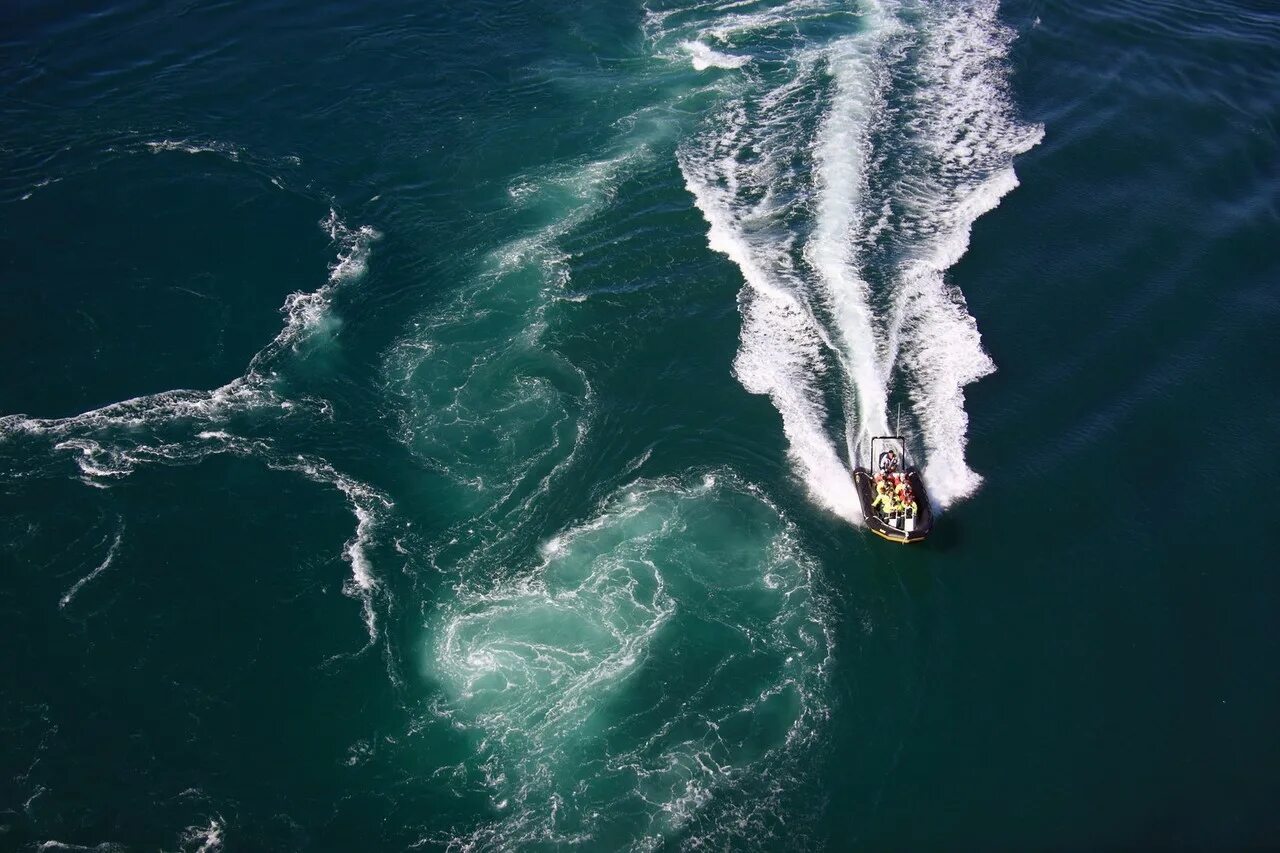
left=680, top=40, right=750, bottom=70
left=887, top=0, right=1044, bottom=505
left=702, top=0, right=834, bottom=43
left=140, top=138, right=304, bottom=177
left=145, top=139, right=241, bottom=160
left=2, top=207, right=376, bottom=449
left=177, top=818, right=224, bottom=853
left=673, top=0, right=1040, bottom=515
left=676, top=4, right=901, bottom=522
left=803, top=12, right=899, bottom=451
left=19, top=175, right=62, bottom=201
left=59, top=522, right=124, bottom=609
left=41, top=436, right=391, bottom=641
left=322, top=208, right=381, bottom=285
left=268, top=456, right=392, bottom=646
left=682, top=160, right=861, bottom=521
left=893, top=177, right=1011, bottom=504
left=4, top=382, right=272, bottom=442
left=0, top=202, right=385, bottom=639
left=2, top=208, right=377, bottom=456
left=247, top=209, right=380, bottom=369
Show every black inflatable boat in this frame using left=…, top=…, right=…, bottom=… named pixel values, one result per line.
left=853, top=436, right=934, bottom=544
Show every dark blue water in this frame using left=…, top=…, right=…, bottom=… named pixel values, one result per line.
left=2, top=0, right=1278, bottom=849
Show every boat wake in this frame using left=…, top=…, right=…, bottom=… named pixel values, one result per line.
left=397, top=0, right=1041, bottom=846
left=1, top=1, right=1043, bottom=846
left=665, top=0, right=1042, bottom=513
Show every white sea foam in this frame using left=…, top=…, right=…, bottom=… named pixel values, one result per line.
left=675, top=6, right=901, bottom=522
left=322, top=207, right=381, bottom=285
left=177, top=817, right=225, bottom=853
left=886, top=0, right=1044, bottom=504
left=268, top=456, right=392, bottom=645
left=58, top=522, right=125, bottom=609
left=144, top=139, right=241, bottom=160
left=382, top=138, right=665, bottom=537
left=681, top=155, right=862, bottom=521
left=37, top=430, right=391, bottom=641
left=0, top=201, right=384, bottom=637
left=1, top=207, right=376, bottom=456
left=647, top=0, right=834, bottom=46
left=803, top=16, right=900, bottom=449
left=19, top=175, right=63, bottom=201
left=141, top=138, right=306, bottom=176
left=673, top=0, right=1040, bottom=516
left=244, top=209, right=380, bottom=369
left=680, top=40, right=750, bottom=70
left=429, top=473, right=833, bottom=850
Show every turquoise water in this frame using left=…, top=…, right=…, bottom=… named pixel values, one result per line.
left=2, top=0, right=1278, bottom=849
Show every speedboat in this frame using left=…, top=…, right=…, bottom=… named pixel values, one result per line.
left=853, top=436, right=933, bottom=544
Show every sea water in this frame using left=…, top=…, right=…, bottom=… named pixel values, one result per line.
left=2, top=0, right=1278, bottom=849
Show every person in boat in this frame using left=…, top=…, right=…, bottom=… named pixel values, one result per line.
left=872, top=479, right=892, bottom=514
left=885, top=480, right=908, bottom=517
left=882, top=475, right=906, bottom=516
left=878, top=449, right=899, bottom=475
left=900, top=485, right=917, bottom=517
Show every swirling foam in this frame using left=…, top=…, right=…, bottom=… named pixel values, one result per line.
left=427, top=473, right=832, bottom=850
left=382, top=144, right=664, bottom=532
